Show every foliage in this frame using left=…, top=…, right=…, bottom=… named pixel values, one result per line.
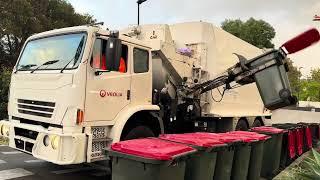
left=0, top=69, right=11, bottom=120
left=286, top=59, right=302, bottom=97
left=297, top=68, right=320, bottom=101
left=0, top=0, right=96, bottom=68
left=296, top=149, right=320, bottom=179
left=221, top=18, right=276, bottom=49
left=0, top=137, right=8, bottom=145
left=311, top=69, right=320, bottom=82
left=299, top=80, right=320, bottom=101
left=0, top=0, right=95, bottom=119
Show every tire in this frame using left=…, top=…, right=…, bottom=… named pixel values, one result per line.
left=235, top=119, right=249, bottom=131
left=252, top=119, right=263, bottom=127
left=122, top=126, right=156, bottom=141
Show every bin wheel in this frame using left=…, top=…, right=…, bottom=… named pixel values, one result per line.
left=235, top=119, right=249, bottom=131
left=122, top=126, right=156, bottom=140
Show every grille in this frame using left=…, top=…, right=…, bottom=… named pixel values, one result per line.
left=25, top=142, right=33, bottom=153
left=17, top=99, right=55, bottom=118
left=14, top=127, right=38, bottom=140
left=92, top=127, right=107, bottom=139
left=91, top=141, right=107, bottom=158
left=14, top=138, right=34, bottom=153
left=15, top=139, right=24, bottom=150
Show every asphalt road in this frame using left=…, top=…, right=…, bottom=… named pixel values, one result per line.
left=0, top=145, right=111, bottom=180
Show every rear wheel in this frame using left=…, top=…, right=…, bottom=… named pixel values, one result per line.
left=235, top=119, right=249, bottom=131
left=252, top=119, right=263, bottom=127
left=122, top=125, right=155, bottom=141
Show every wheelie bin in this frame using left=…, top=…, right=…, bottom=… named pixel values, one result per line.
left=106, top=138, right=196, bottom=180
left=298, top=123, right=313, bottom=151
left=283, top=123, right=304, bottom=156
left=227, top=131, right=271, bottom=180
left=223, top=132, right=258, bottom=180
left=159, top=133, right=226, bottom=180
left=272, top=124, right=297, bottom=168
left=251, top=126, right=285, bottom=178
left=308, top=123, right=320, bottom=146
left=189, top=132, right=243, bottom=180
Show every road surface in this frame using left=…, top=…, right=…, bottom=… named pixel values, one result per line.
left=0, top=145, right=110, bottom=180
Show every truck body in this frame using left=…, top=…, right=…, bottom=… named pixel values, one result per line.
left=0, top=22, right=269, bottom=165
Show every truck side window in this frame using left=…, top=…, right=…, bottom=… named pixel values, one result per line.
left=91, top=39, right=102, bottom=69
left=91, top=39, right=128, bottom=73
left=133, top=48, right=149, bottom=73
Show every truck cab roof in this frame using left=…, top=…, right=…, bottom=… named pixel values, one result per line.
left=26, top=25, right=151, bottom=49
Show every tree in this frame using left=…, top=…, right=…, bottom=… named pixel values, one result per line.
left=221, top=18, right=276, bottom=49
left=298, top=68, right=320, bottom=101
left=310, top=68, right=320, bottom=82
left=0, top=0, right=96, bottom=68
left=0, top=0, right=95, bottom=119
left=286, top=59, right=302, bottom=96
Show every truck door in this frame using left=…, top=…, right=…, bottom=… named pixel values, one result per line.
left=85, top=38, right=131, bottom=121
left=130, top=47, right=152, bottom=104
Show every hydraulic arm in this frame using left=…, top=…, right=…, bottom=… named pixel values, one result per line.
left=185, top=28, right=320, bottom=110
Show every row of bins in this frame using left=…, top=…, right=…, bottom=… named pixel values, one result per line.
left=271, top=123, right=319, bottom=169
left=105, top=131, right=270, bottom=180
left=105, top=124, right=319, bottom=180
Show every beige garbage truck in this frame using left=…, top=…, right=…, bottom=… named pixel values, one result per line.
left=0, top=21, right=311, bottom=165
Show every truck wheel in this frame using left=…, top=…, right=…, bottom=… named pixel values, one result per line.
left=122, top=126, right=155, bottom=141
left=235, top=119, right=249, bottom=131
left=252, top=119, right=263, bottom=127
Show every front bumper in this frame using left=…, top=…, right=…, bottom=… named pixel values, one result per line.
left=0, top=120, right=87, bottom=165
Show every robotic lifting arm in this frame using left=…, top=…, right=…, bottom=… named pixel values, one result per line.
left=186, top=28, right=320, bottom=110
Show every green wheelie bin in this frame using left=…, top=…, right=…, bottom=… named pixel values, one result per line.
left=159, top=133, right=227, bottom=180
left=105, top=138, right=196, bottom=180
left=191, top=132, right=243, bottom=180
left=228, top=131, right=271, bottom=180
left=272, top=124, right=297, bottom=168
left=251, top=126, right=285, bottom=178
left=223, top=132, right=257, bottom=180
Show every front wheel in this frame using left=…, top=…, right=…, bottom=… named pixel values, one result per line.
left=121, top=126, right=155, bottom=141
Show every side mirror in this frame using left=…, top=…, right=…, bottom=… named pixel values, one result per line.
left=105, top=37, right=122, bottom=71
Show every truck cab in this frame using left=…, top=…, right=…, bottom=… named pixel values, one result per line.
left=1, top=25, right=161, bottom=164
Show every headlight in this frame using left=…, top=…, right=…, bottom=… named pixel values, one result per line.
left=43, top=135, right=50, bottom=147
left=0, top=124, right=3, bottom=136
left=1, top=125, right=9, bottom=137
left=51, top=135, right=60, bottom=150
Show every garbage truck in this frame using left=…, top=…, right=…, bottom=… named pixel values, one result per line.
left=0, top=21, right=318, bottom=165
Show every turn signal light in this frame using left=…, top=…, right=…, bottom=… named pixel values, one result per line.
left=76, top=109, right=84, bottom=124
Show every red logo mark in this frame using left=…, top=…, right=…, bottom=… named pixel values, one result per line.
left=100, top=90, right=106, bottom=97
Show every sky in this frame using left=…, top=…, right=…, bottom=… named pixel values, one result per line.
left=68, top=0, right=320, bottom=76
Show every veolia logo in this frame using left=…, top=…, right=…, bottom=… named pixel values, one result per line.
left=100, top=90, right=106, bottom=97
left=100, top=90, right=122, bottom=98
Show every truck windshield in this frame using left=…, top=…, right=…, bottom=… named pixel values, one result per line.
left=16, top=33, right=87, bottom=71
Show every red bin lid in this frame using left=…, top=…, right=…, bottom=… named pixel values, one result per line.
left=159, top=134, right=226, bottom=148
left=227, top=131, right=270, bottom=141
left=111, top=138, right=195, bottom=161
left=190, top=132, right=243, bottom=144
left=251, top=126, right=285, bottom=134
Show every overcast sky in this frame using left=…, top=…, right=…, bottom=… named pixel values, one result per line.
left=68, top=0, right=320, bottom=76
